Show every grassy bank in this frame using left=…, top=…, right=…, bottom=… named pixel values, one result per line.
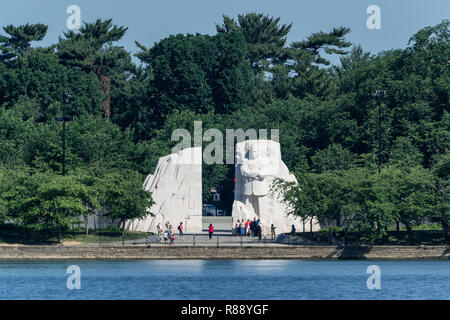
left=0, top=224, right=147, bottom=245
left=298, top=225, right=448, bottom=245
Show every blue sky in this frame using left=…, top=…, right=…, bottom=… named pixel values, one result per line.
left=1, top=0, right=448, bottom=64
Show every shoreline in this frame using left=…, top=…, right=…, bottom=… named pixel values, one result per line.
left=0, top=245, right=449, bottom=260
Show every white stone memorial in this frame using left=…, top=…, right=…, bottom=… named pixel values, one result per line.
left=232, top=139, right=320, bottom=235
left=126, top=147, right=203, bottom=233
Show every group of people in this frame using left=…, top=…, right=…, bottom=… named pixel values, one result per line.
left=235, top=218, right=258, bottom=238
left=156, top=221, right=215, bottom=242
left=156, top=221, right=184, bottom=245
left=155, top=218, right=283, bottom=244
left=234, top=218, right=278, bottom=241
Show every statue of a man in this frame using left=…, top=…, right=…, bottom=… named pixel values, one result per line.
left=232, top=139, right=320, bottom=235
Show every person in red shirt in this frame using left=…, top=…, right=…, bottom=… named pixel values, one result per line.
left=209, top=224, right=214, bottom=239
left=245, top=219, right=251, bottom=237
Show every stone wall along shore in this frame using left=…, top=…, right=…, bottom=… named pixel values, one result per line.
left=0, top=245, right=449, bottom=260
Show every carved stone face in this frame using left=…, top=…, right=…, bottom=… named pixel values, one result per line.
left=236, top=140, right=280, bottom=196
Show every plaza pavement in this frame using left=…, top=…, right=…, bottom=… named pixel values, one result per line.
left=74, top=217, right=313, bottom=247
left=97, top=230, right=290, bottom=247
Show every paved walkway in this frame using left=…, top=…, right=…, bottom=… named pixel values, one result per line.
left=148, top=232, right=282, bottom=247
left=94, top=231, right=292, bottom=247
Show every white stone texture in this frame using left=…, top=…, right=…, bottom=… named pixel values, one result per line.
left=80, top=208, right=120, bottom=230
left=126, top=147, right=202, bottom=233
left=232, top=140, right=320, bottom=235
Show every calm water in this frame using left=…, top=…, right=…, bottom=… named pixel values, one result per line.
left=0, top=260, right=449, bottom=300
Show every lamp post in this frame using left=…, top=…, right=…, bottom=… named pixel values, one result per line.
left=57, top=91, right=72, bottom=176
left=373, top=90, right=386, bottom=174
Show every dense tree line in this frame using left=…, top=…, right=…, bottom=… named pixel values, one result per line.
left=0, top=14, right=448, bottom=242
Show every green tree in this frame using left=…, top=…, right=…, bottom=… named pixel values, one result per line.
left=102, top=170, right=154, bottom=242
left=287, top=27, right=351, bottom=99
left=57, top=19, right=130, bottom=118
left=216, top=13, right=292, bottom=75
left=388, top=136, right=423, bottom=168
left=66, top=115, right=137, bottom=171
left=0, top=166, right=11, bottom=223
left=274, top=173, right=325, bottom=233
left=433, top=154, right=450, bottom=243
left=10, top=172, right=88, bottom=242
left=311, top=143, right=357, bottom=173
left=0, top=109, right=28, bottom=167
left=339, top=168, right=395, bottom=243
left=135, top=31, right=254, bottom=126
left=384, top=166, right=435, bottom=242
left=73, top=171, right=102, bottom=236
left=3, top=48, right=102, bottom=121
left=0, top=23, right=48, bottom=63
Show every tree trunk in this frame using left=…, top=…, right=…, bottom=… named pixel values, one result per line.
left=99, top=73, right=111, bottom=119
left=85, top=215, right=89, bottom=237
left=122, top=218, right=125, bottom=246
left=396, top=221, right=400, bottom=233
left=405, top=224, right=413, bottom=244
left=58, top=226, right=62, bottom=244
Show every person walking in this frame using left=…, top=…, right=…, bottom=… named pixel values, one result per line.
left=250, top=218, right=256, bottom=236
left=209, top=224, right=214, bottom=240
left=235, top=220, right=240, bottom=237
left=271, top=224, right=276, bottom=241
left=240, top=221, right=245, bottom=237
left=164, top=228, right=170, bottom=243
left=156, top=223, right=162, bottom=238
left=169, top=229, right=175, bottom=246
left=178, top=222, right=184, bottom=239
left=257, top=224, right=262, bottom=243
